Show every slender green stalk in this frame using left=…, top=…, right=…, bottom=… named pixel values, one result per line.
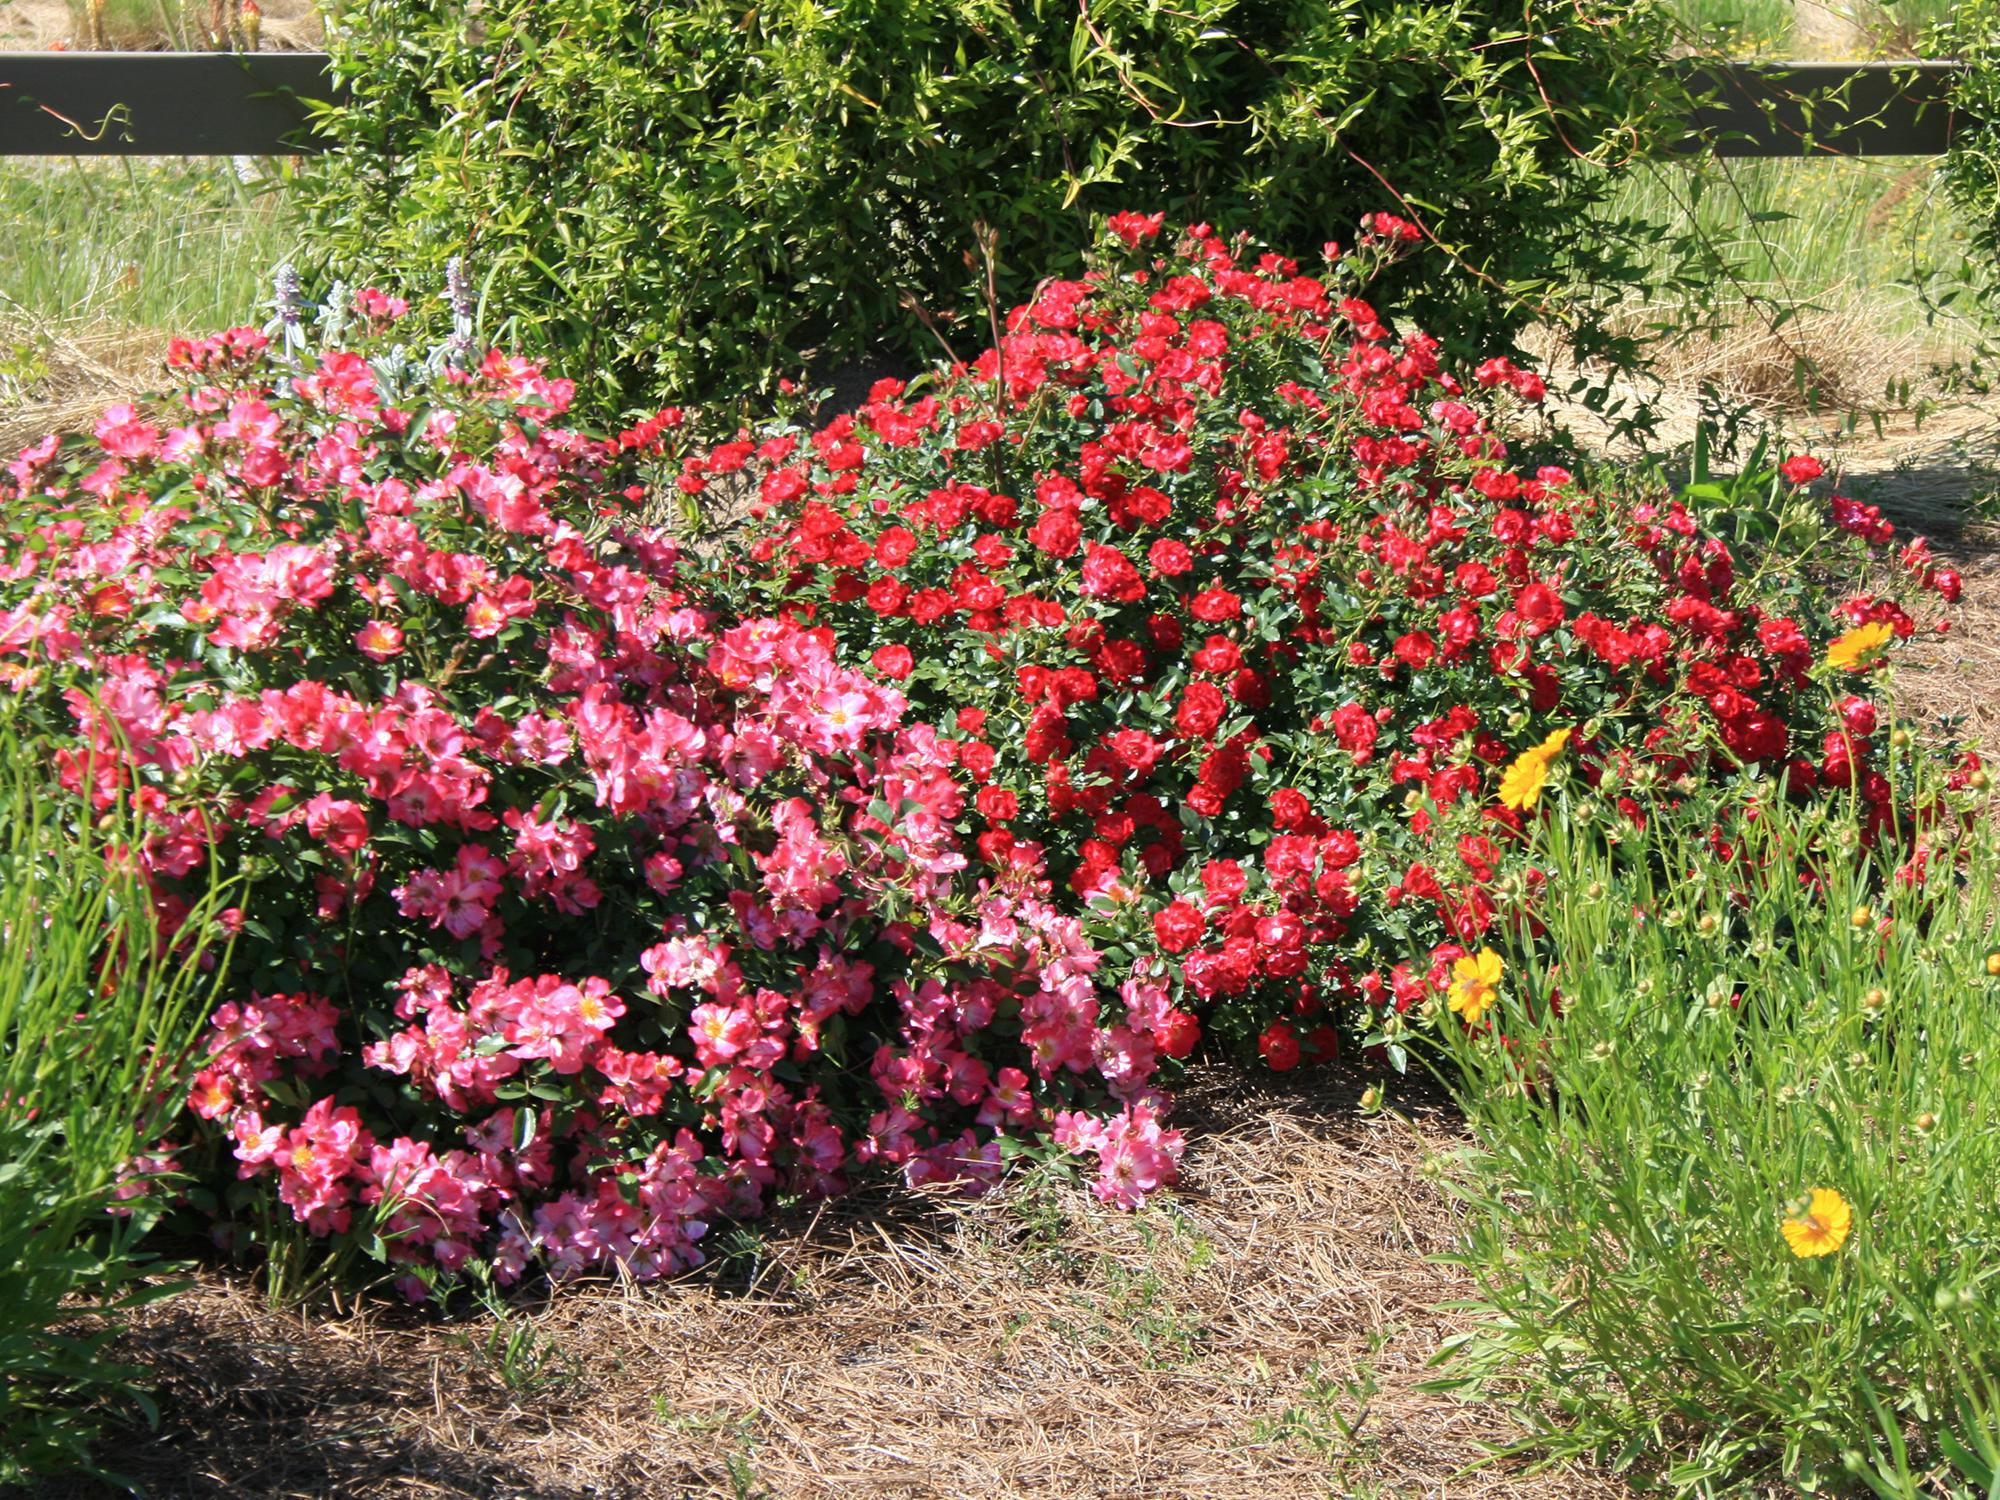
left=0, top=694, right=237, bottom=1481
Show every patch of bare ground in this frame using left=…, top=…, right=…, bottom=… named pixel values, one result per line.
left=32, top=1069, right=1629, bottom=1500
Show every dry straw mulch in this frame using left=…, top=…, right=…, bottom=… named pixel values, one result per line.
left=43, top=1070, right=1630, bottom=1500
left=0, top=316, right=171, bottom=463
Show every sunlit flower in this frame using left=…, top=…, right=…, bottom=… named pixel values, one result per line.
left=1781, top=1187, right=1854, bottom=1258
left=1498, top=727, right=1571, bottom=812
left=1448, top=948, right=1503, bottom=1024
left=1825, top=622, right=1893, bottom=672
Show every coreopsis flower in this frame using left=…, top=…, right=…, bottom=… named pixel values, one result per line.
left=1498, top=727, right=1571, bottom=812
left=1825, top=621, right=1894, bottom=672
left=1448, top=948, right=1503, bottom=1024
left=1781, top=1188, right=1854, bottom=1258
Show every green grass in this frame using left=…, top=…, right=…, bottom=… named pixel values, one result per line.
left=1669, top=0, right=1957, bottom=57
left=1609, top=153, right=1976, bottom=340
left=1673, top=0, right=1800, bottom=57
left=1429, top=770, right=2000, bottom=1496
left=0, top=157, right=300, bottom=337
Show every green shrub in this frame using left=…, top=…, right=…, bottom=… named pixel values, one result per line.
left=0, top=697, right=236, bottom=1481
left=1931, top=3, right=2000, bottom=341
left=304, top=0, right=1694, bottom=416
left=1429, top=778, right=2000, bottom=1495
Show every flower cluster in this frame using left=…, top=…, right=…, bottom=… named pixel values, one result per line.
left=711, top=216, right=1959, bottom=1067
left=0, top=308, right=1181, bottom=1294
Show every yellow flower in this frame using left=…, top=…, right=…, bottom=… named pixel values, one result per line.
left=1825, top=622, right=1893, bottom=672
left=1448, top=947, right=1503, bottom=1025
left=1781, top=1187, right=1854, bottom=1258
left=1498, top=727, right=1571, bottom=812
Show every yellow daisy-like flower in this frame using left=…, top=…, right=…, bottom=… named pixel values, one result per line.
left=1448, top=947, right=1503, bottom=1025
left=1498, top=727, right=1571, bottom=812
left=1825, top=621, right=1894, bottom=672
left=1781, top=1187, right=1854, bottom=1258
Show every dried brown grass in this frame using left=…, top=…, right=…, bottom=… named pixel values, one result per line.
left=1524, top=297, right=1960, bottom=458
left=0, top=313, right=167, bottom=459
left=34, top=1069, right=1631, bottom=1500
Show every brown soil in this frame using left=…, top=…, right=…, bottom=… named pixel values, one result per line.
left=34, top=1070, right=1631, bottom=1500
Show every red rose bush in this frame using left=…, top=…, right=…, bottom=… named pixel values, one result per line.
left=711, top=213, right=1959, bottom=1070
left=0, top=323, right=1182, bottom=1296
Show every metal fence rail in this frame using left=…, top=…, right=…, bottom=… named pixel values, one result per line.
left=1678, top=59, right=1961, bottom=156
left=0, top=51, right=1972, bottom=159
left=0, top=51, right=329, bottom=155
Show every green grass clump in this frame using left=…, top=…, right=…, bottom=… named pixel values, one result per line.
left=0, top=695, right=237, bottom=1481
left=1618, top=155, right=1962, bottom=305
left=1432, top=779, right=2000, bottom=1496
left=0, top=157, right=299, bottom=336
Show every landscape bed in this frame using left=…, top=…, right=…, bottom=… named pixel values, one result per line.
left=6, top=0, right=2000, bottom=1493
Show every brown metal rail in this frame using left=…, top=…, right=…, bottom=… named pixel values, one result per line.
left=0, top=52, right=1971, bottom=158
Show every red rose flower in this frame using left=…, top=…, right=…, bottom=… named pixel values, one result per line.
left=1268, top=787, right=1311, bottom=830
left=1258, top=1022, right=1301, bottom=1072
left=1392, top=632, right=1435, bottom=669
left=975, top=785, right=1019, bottom=822
left=1028, top=507, right=1083, bottom=558
left=1175, top=681, right=1227, bottom=739
left=1192, top=635, right=1242, bottom=674
left=874, top=525, right=917, bottom=568
left=869, top=643, right=914, bottom=679
left=1156, top=1008, right=1200, bottom=1059
left=1107, top=728, right=1164, bottom=776
left=1152, top=899, right=1206, bottom=954
left=1080, top=543, right=1146, bottom=602
left=1189, top=586, right=1241, bottom=622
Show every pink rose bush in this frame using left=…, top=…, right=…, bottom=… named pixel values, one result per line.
left=0, top=322, right=1180, bottom=1296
